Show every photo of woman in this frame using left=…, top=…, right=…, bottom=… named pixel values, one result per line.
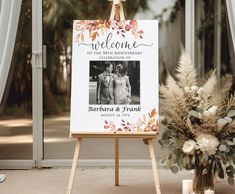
left=113, top=63, right=131, bottom=104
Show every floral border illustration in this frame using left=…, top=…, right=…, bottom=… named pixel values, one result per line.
left=74, top=20, right=144, bottom=43
left=103, top=108, right=159, bottom=132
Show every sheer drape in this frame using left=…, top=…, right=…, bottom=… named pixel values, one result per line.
left=0, top=0, right=22, bottom=103
left=226, top=0, right=235, bottom=53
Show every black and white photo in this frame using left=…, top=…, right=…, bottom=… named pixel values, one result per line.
left=89, top=61, right=140, bottom=105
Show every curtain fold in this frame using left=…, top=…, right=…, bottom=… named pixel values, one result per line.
left=0, top=0, right=22, bottom=103
left=0, top=0, right=12, bottom=62
left=0, top=0, right=2, bottom=12
left=226, top=0, right=235, bottom=53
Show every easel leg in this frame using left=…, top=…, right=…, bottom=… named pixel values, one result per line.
left=67, top=139, right=82, bottom=194
left=115, top=137, right=119, bottom=186
left=148, top=139, right=161, bottom=194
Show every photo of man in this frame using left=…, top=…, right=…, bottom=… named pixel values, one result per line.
left=96, top=62, right=115, bottom=104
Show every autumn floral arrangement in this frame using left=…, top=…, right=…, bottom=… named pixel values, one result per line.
left=159, top=53, right=235, bottom=193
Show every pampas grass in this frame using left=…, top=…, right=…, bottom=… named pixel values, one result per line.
left=160, top=52, right=235, bottom=138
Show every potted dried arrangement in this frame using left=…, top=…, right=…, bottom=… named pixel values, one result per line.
left=159, top=53, right=235, bottom=194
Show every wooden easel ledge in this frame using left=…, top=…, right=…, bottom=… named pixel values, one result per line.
left=71, top=131, right=157, bottom=138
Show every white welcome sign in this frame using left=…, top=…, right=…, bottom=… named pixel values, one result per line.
left=70, top=20, right=159, bottom=134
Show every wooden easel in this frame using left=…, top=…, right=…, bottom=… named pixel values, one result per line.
left=67, top=1, right=161, bottom=194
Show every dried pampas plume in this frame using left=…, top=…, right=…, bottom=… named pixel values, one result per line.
left=176, top=52, right=197, bottom=88
left=160, top=52, right=235, bottom=137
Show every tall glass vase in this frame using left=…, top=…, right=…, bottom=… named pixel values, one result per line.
left=193, top=165, right=215, bottom=194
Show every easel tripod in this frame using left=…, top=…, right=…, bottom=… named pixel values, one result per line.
left=67, top=1, right=161, bottom=194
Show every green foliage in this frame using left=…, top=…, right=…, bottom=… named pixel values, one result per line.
left=154, top=0, right=184, bottom=26
left=219, top=144, right=228, bottom=152
left=228, top=177, right=234, bottom=185
left=170, top=165, right=178, bottom=174
left=162, top=143, right=235, bottom=186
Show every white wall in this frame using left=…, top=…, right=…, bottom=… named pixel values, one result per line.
left=136, top=0, right=183, bottom=78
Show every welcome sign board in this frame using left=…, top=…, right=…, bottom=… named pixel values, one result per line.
left=70, top=20, right=158, bottom=134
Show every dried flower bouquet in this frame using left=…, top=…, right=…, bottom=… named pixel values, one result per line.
left=159, top=53, right=235, bottom=193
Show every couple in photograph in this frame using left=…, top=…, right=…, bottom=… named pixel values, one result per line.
left=96, top=62, right=131, bottom=105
